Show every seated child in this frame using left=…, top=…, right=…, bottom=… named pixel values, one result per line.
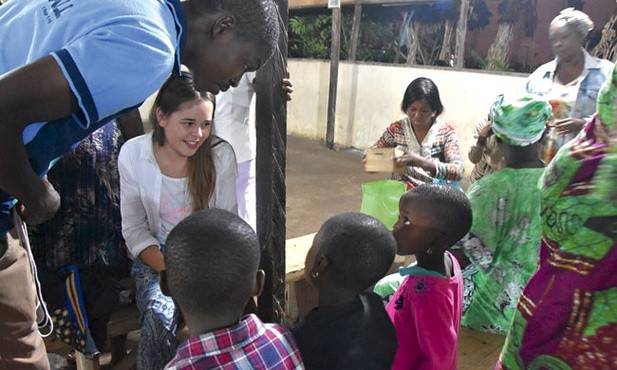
left=291, top=212, right=398, bottom=370
left=161, top=209, right=304, bottom=370
left=386, top=183, right=472, bottom=370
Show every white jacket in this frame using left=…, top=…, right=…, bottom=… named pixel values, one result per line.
left=119, top=132, right=237, bottom=259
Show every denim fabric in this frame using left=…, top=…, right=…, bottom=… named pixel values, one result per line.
left=132, top=256, right=179, bottom=370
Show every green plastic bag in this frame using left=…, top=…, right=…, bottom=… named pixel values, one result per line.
left=360, top=180, right=406, bottom=230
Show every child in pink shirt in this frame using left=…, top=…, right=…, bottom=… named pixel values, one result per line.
left=386, top=183, right=472, bottom=370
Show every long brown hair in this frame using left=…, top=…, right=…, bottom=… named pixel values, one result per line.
left=150, top=72, right=217, bottom=211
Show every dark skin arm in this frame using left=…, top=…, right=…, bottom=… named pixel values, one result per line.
left=0, top=55, right=78, bottom=224
left=116, top=109, right=144, bottom=141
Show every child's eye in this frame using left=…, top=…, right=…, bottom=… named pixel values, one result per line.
left=403, top=218, right=411, bottom=226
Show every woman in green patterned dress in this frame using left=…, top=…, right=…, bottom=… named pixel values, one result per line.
left=497, top=63, right=617, bottom=369
left=451, top=95, right=552, bottom=335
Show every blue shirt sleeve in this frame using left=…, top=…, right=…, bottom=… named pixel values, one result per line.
left=51, top=19, right=176, bottom=127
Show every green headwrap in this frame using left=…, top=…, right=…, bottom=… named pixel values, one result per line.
left=490, top=94, right=552, bottom=146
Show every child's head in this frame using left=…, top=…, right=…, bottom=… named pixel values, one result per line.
left=305, top=212, right=397, bottom=294
left=150, top=72, right=217, bottom=211
left=182, top=0, right=280, bottom=93
left=393, top=184, right=472, bottom=256
left=162, top=209, right=263, bottom=327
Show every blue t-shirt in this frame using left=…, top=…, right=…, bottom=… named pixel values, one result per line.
left=0, top=0, right=186, bottom=232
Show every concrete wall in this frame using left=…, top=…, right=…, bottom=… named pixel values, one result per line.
left=287, top=59, right=528, bottom=173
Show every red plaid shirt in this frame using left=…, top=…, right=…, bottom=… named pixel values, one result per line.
left=164, top=314, right=304, bottom=370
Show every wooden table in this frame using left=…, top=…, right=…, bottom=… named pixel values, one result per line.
left=284, top=233, right=317, bottom=324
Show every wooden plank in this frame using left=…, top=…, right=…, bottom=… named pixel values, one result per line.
left=349, top=2, right=362, bottom=62
left=326, top=6, right=341, bottom=149
left=290, top=0, right=441, bottom=9
left=454, top=0, right=470, bottom=68
left=457, top=327, right=505, bottom=370
left=285, top=233, right=316, bottom=282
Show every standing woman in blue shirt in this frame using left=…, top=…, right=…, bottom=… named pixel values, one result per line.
left=525, top=8, right=613, bottom=155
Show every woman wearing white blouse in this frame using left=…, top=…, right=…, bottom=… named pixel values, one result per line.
left=119, top=72, right=237, bottom=370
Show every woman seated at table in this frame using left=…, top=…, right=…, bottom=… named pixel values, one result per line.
left=369, top=77, right=464, bottom=189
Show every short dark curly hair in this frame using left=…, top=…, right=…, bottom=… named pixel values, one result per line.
left=405, top=183, right=472, bottom=247
left=187, top=0, right=280, bottom=58
left=316, top=213, right=397, bottom=293
left=164, top=209, right=260, bottom=318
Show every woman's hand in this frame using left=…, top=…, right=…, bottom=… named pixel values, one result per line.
left=394, top=151, right=424, bottom=168
left=477, top=120, right=492, bottom=145
left=282, top=69, right=293, bottom=101
left=552, top=117, right=585, bottom=135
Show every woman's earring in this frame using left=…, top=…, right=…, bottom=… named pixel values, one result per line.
left=426, top=247, right=433, bottom=255
left=311, top=271, right=319, bottom=279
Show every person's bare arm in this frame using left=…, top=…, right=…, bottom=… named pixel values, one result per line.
left=0, top=55, right=78, bottom=224
left=116, top=109, right=144, bottom=141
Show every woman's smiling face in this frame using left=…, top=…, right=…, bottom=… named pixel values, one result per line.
left=158, top=97, right=213, bottom=159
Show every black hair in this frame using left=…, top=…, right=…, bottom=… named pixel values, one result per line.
left=318, top=213, right=397, bottom=293
left=164, top=209, right=260, bottom=318
left=401, top=77, right=444, bottom=116
left=187, top=0, right=280, bottom=59
left=406, top=184, right=472, bottom=247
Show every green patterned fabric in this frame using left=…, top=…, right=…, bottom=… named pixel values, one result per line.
left=490, top=94, right=552, bottom=147
left=498, top=64, right=617, bottom=369
left=458, top=168, right=544, bottom=335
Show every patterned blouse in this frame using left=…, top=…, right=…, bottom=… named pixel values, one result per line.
left=374, top=117, right=464, bottom=187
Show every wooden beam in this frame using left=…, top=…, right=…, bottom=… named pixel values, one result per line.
left=290, top=0, right=440, bottom=9
left=255, top=0, right=288, bottom=323
left=454, top=0, right=469, bottom=68
left=326, top=6, right=341, bottom=149
left=349, top=2, right=363, bottom=62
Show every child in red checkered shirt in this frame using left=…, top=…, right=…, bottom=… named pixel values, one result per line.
left=161, top=209, right=304, bottom=370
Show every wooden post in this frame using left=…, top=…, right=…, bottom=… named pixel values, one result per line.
left=255, top=0, right=288, bottom=323
left=326, top=5, right=341, bottom=149
left=454, top=0, right=469, bottom=68
left=349, top=2, right=363, bottom=62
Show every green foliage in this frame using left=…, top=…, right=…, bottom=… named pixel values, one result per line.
left=488, top=60, right=514, bottom=72
left=289, top=15, right=331, bottom=59
left=288, top=7, right=398, bottom=62
left=466, top=48, right=488, bottom=69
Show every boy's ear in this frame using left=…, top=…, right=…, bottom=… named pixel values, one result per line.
left=211, top=15, right=236, bottom=38
left=310, top=254, right=329, bottom=279
left=159, top=270, right=171, bottom=297
left=252, top=269, right=265, bottom=297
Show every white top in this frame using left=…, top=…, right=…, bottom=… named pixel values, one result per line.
left=119, top=132, right=238, bottom=259
left=214, top=72, right=257, bottom=163
left=158, top=175, right=192, bottom=245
